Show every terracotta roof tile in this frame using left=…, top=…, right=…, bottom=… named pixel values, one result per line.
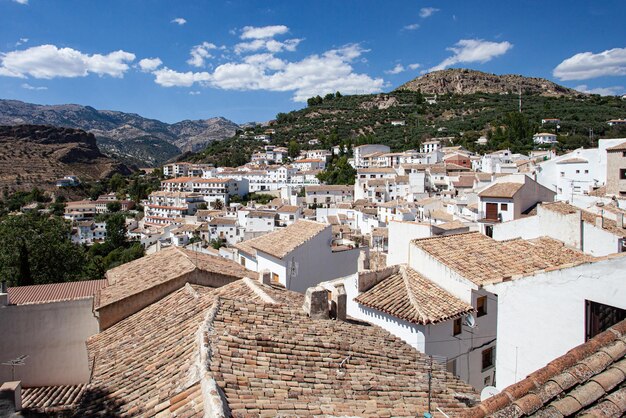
left=209, top=297, right=478, bottom=416
left=355, top=266, right=474, bottom=325
left=460, top=319, right=626, bottom=417
left=234, top=220, right=328, bottom=259
left=478, top=182, right=525, bottom=198
left=7, top=279, right=107, bottom=305
left=98, top=247, right=252, bottom=309
left=542, top=201, right=626, bottom=238
left=412, top=232, right=595, bottom=286
left=21, top=384, right=87, bottom=413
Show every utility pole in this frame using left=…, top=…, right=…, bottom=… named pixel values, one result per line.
left=518, top=85, right=522, bottom=113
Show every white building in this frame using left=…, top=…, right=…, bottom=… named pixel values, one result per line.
left=477, top=174, right=556, bottom=236
left=292, top=158, right=326, bottom=171
left=420, top=140, right=441, bottom=154
left=533, top=132, right=558, bottom=144
left=234, top=220, right=360, bottom=293
left=353, top=144, right=391, bottom=168
left=479, top=149, right=513, bottom=173
left=493, top=201, right=626, bottom=257
left=305, top=185, right=354, bottom=206
left=535, top=139, right=626, bottom=200
left=144, top=191, right=204, bottom=226
left=485, top=251, right=626, bottom=389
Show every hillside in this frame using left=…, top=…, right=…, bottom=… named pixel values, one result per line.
left=190, top=71, right=626, bottom=166
left=0, top=125, right=132, bottom=193
left=398, top=69, right=580, bottom=97
left=0, top=100, right=239, bottom=166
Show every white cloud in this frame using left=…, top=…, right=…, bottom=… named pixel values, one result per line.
left=171, top=17, right=187, bottom=25
left=385, top=63, right=421, bottom=74
left=553, top=48, right=626, bottom=81
left=0, top=45, right=136, bottom=79
left=152, top=67, right=212, bottom=87
left=240, top=25, right=289, bottom=39
left=420, top=7, right=440, bottom=18
left=138, top=57, right=162, bottom=72
left=151, top=43, right=383, bottom=101
left=429, top=39, right=513, bottom=72
left=403, top=23, right=420, bottom=31
left=13, top=0, right=28, bottom=5
left=574, top=84, right=624, bottom=96
left=15, top=38, right=29, bottom=46
left=187, top=42, right=217, bottom=67
left=21, top=83, right=47, bottom=90
left=234, top=38, right=301, bottom=54
left=385, top=64, right=405, bottom=75
left=189, top=91, right=201, bottom=95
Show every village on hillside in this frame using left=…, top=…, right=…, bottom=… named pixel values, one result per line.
left=2, top=125, right=625, bottom=416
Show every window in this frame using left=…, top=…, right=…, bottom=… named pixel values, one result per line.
left=453, top=318, right=462, bottom=336
left=482, top=347, right=494, bottom=370
left=585, top=300, right=626, bottom=340
left=476, top=296, right=487, bottom=317
left=271, top=273, right=280, bottom=284
left=240, top=257, right=246, bottom=267
left=500, top=203, right=508, bottom=211
left=620, top=169, right=626, bottom=180
left=585, top=170, right=589, bottom=174
left=560, top=172, right=565, bottom=177
left=576, top=170, right=580, bottom=174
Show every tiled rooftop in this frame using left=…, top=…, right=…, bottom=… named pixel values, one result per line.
left=478, top=182, right=525, bottom=198
left=234, top=220, right=328, bottom=259
left=7, top=279, right=107, bottom=305
left=98, top=246, right=252, bottom=309
left=355, top=266, right=474, bottom=325
left=209, top=297, right=478, bottom=417
left=462, top=319, right=626, bottom=418
left=32, top=277, right=477, bottom=416
left=412, top=232, right=595, bottom=286
left=21, top=384, right=87, bottom=413
left=542, top=201, right=626, bottom=238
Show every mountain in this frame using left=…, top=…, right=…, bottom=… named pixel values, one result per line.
left=0, top=100, right=239, bottom=167
left=0, top=125, right=132, bottom=193
left=189, top=70, right=626, bottom=166
left=398, top=69, right=581, bottom=97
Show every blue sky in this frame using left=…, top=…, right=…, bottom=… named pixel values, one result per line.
left=1, top=0, right=625, bottom=124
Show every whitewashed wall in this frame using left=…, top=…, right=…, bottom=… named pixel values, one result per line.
left=486, top=255, right=626, bottom=389
left=0, top=298, right=99, bottom=386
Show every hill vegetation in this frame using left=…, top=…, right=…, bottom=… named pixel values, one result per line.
left=189, top=71, right=626, bottom=167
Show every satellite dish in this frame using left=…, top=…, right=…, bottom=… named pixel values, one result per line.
left=464, top=313, right=476, bottom=328
left=480, top=386, right=500, bottom=401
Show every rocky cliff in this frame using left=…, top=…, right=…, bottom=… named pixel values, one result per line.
left=0, top=125, right=132, bottom=193
left=398, top=69, right=582, bottom=97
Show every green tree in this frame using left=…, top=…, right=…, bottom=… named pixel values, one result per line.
left=105, top=213, right=127, bottom=249
left=0, top=213, right=87, bottom=286
left=109, top=173, right=126, bottom=193
left=288, top=140, right=300, bottom=158
left=316, top=156, right=356, bottom=185
left=106, top=201, right=122, bottom=213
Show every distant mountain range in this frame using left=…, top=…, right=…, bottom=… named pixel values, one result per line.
left=399, top=69, right=582, bottom=97
left=0, top=100, right=240, bottom=167
left=0, top=125, right=132, bottom=193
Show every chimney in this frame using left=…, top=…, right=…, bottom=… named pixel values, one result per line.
left=0, top=280, right=8, bottom=307
left=329, top=284, right=347, bottom=321
left=302, top=286, right=329, bottom=320
left=596, top=215, right=604, bottom=229
left=0, top=381, right=22, bottom=412
left=258, top=270, right=272, bottom=286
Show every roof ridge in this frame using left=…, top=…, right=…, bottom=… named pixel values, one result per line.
left=401, top=266, right=428, bottom=324
left=242, top=277, right=277, bottom=304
